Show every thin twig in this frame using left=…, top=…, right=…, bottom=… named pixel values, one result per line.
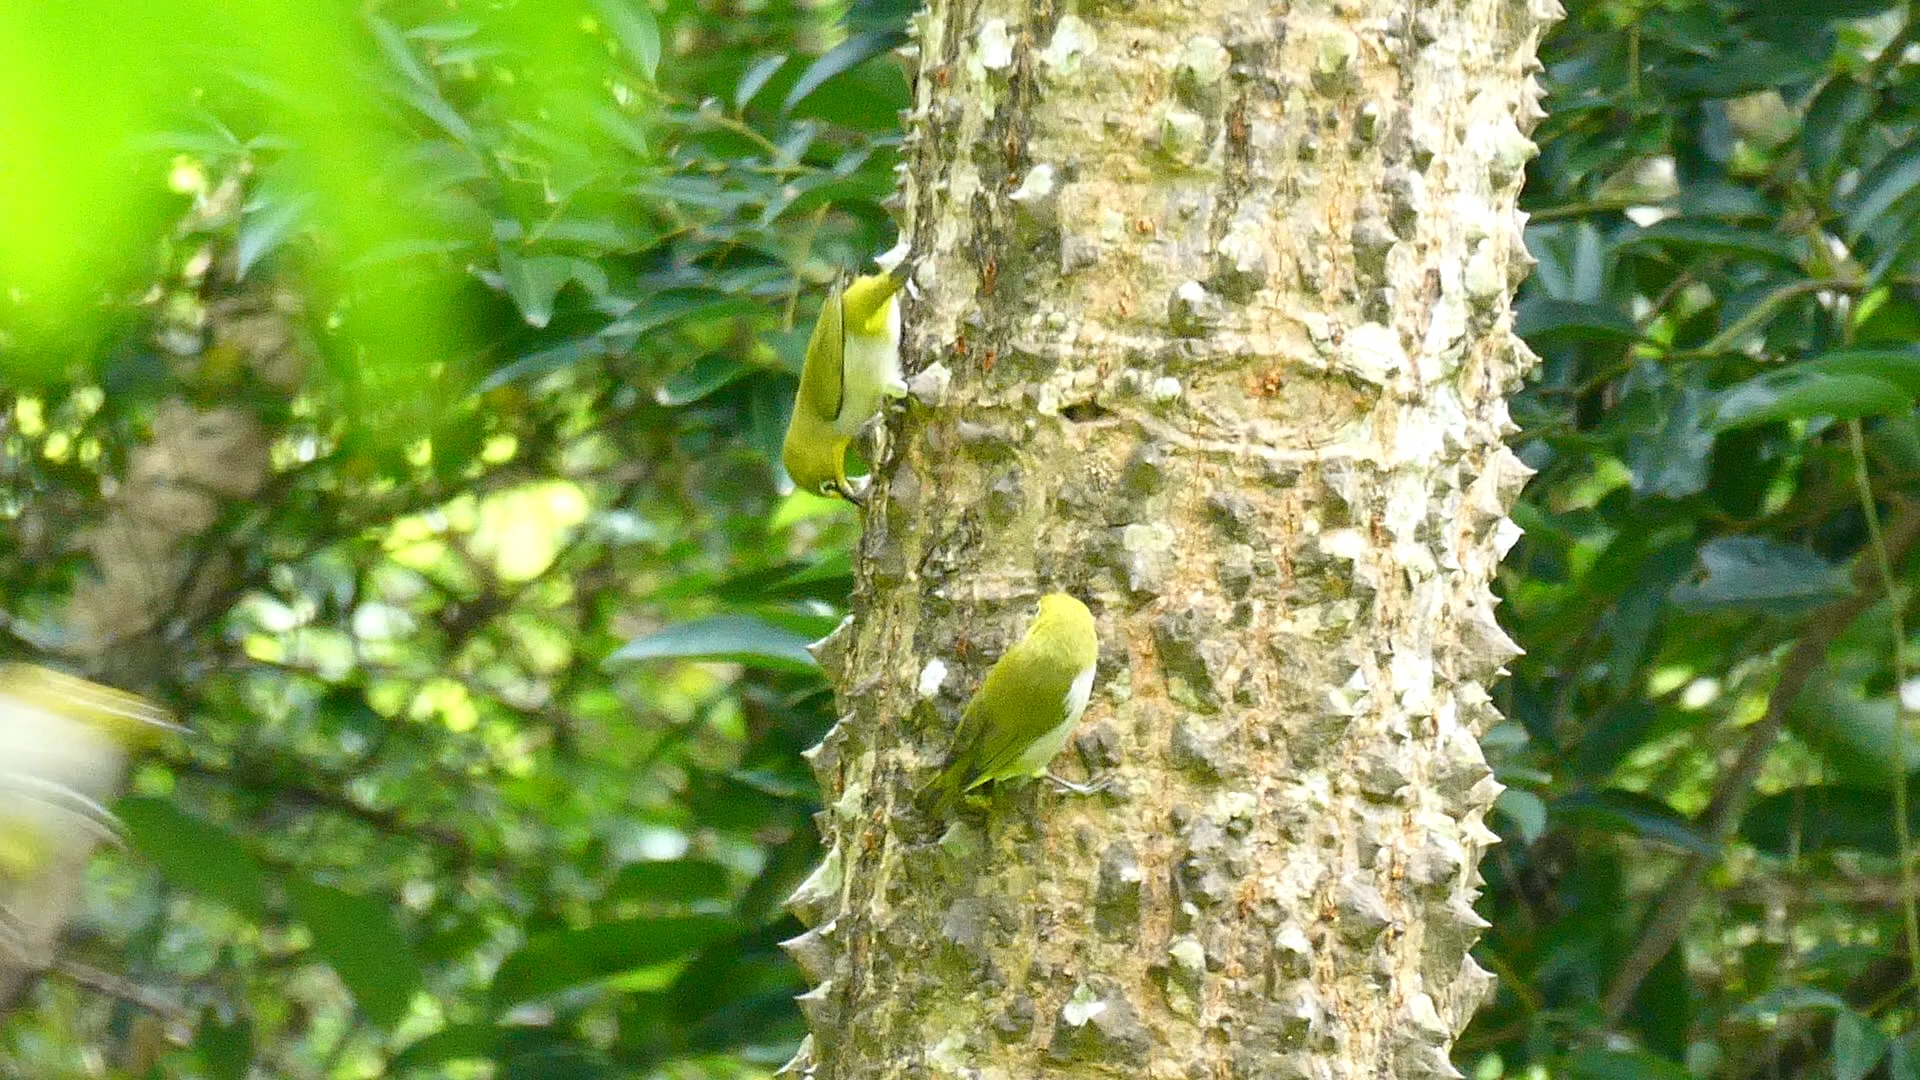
left=1601, top=499, right=1920, bottom=1021
left=51, top=956, right=191, bottom=1027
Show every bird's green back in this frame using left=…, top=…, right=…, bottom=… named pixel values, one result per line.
left=796, top=280, right=846, bottom=422
left=947, top=595, right=1097, bottom=788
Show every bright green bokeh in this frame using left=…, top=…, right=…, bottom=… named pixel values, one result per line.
left=0, top=0, right=652, bottom=410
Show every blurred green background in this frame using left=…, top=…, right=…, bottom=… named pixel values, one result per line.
left=6, top=0, right=1920, bottom=1076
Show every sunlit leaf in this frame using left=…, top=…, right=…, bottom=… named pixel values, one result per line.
left=607, top=615, right=818, bottom=673
left=235, top=190, right=311, bottom=279
left=1734, top=985, right=1851, bottom=1017
left=496, top=246, right=574, bottom=329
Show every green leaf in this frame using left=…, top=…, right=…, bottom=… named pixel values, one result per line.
left=1628, top=384, right=1714, bottom=499
left=766, top=550, right=855, bottom=601
left=1625, top=220, right=1802, bottom=268
left=1849, top=144, right=1920, bottom=243
left=1711, top=371, right=1911, bottom=431
left=390, top=1024, right=498, bottom=1073
left=193, top=1008, right=252, bottom=1080
left=657, top=353, right=750, bottom=406
left=492, top=915, right=736, bottom=1007
left=235, top=192, right=311, bottom=280
left=1514, top=298, right=1640, bottom=345
left=591, top=0, right=661, bottom=80
left=1803, top=79, right=1876, bottom=178
left=1553, top=789, right=1718, bottom=856
left=496, top=246, right=575, bottom=330
left=1735, top=985, right=1852, bottom=1018
left=1787, top=672, right=1920, bottom=785
left=1495, top=788, right=1548, bottom=844
left=599, top=289, right=749, bottom=339
left=1659, top=42, right=1822, bottom=98
left=735, top=55, right=789, bottom=112
left=1670, top=537, right=1851, bottom=614
left=1836, top=1010, right=1890, bottom=1080
left=844, top=0, right=917, bottom=32
left=1565, top=1048, right=1691, bottom=1080
left=370, top=15, right=435, bottom=89
left=1799, top=348, right=1920, bottom=396
left=286, top=877, right=426, bottom=1030
left=481, top=338, right=611, bottom=391
left=1742, top=782, right=1920, bottom=857
left=500, top=1041, right=614, bottom=1080
left=118, top=797, right=267, bottom=919
left=1749, top=0, right=1898, bottom=17
left=606, top=615, right=818, bottom=672
left=781, top=31, right=906, bottom=115
left=404, top=19, right=482, bottom=43
left=609, top=859, right=731, bottom=904
left=1888, top=1029, right=1920, bottom=1080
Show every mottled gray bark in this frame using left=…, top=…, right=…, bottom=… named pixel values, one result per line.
left=785, top=0, right=1554, bottom=1075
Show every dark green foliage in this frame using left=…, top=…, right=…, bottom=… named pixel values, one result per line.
left=1477, top=0, right=1920, bottom=1074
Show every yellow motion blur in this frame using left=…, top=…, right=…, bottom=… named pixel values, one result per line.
left=0, top=665, right=178, bottom=887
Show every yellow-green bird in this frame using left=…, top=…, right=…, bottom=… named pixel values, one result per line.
left=0, top=664, right=180, bottom=882
left=921, top=593, right=1101, bottom=817
left=780, top=266, right=910, bottom=503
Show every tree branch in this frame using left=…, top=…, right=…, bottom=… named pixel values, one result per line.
left=1602, top=498, right=1920, bottom=1021
left=51, top=955, right=191, bottom=1027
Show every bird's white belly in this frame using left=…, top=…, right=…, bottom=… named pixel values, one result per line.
left=1012, top=662, right=1096, bottom=777
left=832, top=303, right=902, bottom=438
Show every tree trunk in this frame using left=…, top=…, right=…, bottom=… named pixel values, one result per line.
left=785, top=0, right=1554, bottom=1075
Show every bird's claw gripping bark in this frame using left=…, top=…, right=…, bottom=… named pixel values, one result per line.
left=1045, top=771, right=1109, bottom=797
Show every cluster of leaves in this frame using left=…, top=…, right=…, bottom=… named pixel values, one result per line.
left=1478, top=0, right=1920, bottom=1075
left=0, top=0, right=909, bottom=1076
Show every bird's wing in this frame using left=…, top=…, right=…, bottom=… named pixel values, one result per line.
left=799, top=280, right=847, bottom=422
left=962, top=644, right=1076, bottom=786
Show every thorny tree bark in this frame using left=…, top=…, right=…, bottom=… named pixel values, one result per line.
left=782, top=0, right=1557, bottom=1077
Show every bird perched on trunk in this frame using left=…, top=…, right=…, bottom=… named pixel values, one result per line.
left=920, top=593, right=1101, bottom=817
left=780, top=264, right=910, bottom=503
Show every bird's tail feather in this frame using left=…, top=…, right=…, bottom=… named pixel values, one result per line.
left=915, top=758, right=969, bottom=819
